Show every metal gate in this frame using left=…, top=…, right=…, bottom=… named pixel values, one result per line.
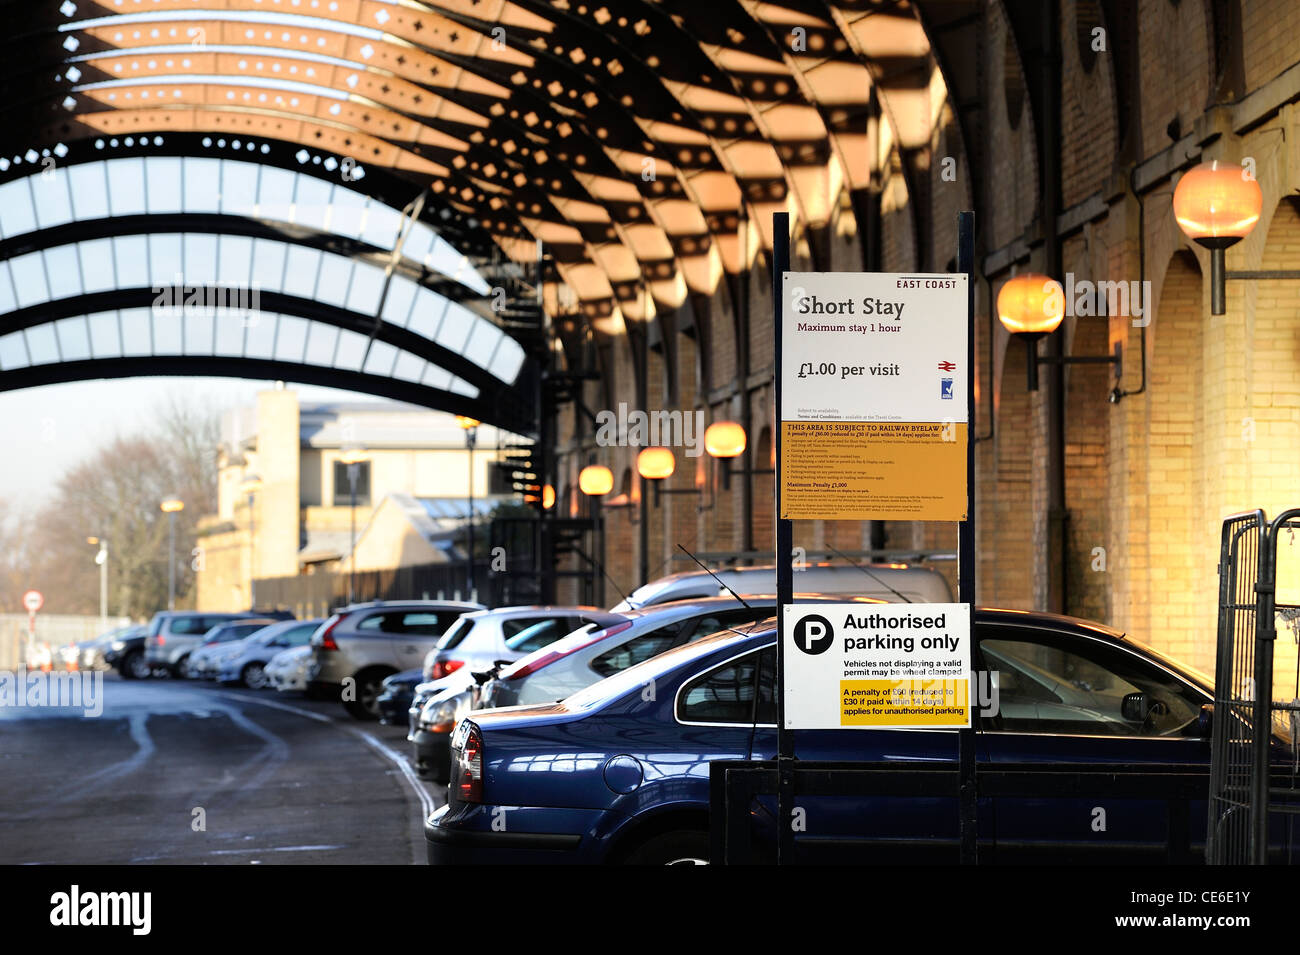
left=1208, top=509, right=1300, bottom=863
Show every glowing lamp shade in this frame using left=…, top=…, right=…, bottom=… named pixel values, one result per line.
left=160, top=498, right=184, bottom=513
left=704, top=421, right=747, bottom=458
left=997, top=273, right=1066, bottom=337
left=1173, top=160, right=1263, bottom=245
left=579, top=465, right=614, bottom=496
left=455, top=415, right=480, bottom=430
left=542, top=484, right=556, bottom=510
left=637, top=447, right=676, bottom=480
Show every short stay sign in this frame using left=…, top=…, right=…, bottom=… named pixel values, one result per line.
left=779, top=272, right=969, bottom=522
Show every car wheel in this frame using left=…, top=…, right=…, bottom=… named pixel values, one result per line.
left=622, top=830, right=710, bottom=866
left=171, top=656, right=190, bottom=679
left=343, top=671, right=388, bottom=720
left=120, top=650, right=152, bottom=681
left=242, top=662, right=268, bottom=690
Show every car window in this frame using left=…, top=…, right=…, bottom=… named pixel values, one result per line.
left=284, top=623, right=318, bottom=646
left=679, top=608, right=770, bottom=643
left=436, top=617, right=474, bottom=649
left=978, top=630, right=1204, bottom=737
left=357, top=613, right=402, bottom=634
left=676, top=650, right=762, bottom=724
left=400, top=612, right=452, bottom=636
left=168, top=616, right=208, bottom=635
left=754, top=646, right=777, bottom=724
left=505, top=618, right=571, bottom=652
left=590, top=622, right=684, bottom=678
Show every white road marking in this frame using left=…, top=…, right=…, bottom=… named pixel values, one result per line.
left=226, top=693, right=437, bottom=821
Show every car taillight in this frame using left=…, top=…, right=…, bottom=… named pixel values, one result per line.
left=154, top=635, right=165, bottom=645
left=431, top=659, right=464, bottom=680
left=505, top=620, right=633, bottom=681
left=318, top=616, right=342, bottom=651
left=455, top=723, right=483, bottom=803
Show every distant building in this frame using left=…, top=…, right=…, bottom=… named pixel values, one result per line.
left=195, top=388, right=507, bottom=611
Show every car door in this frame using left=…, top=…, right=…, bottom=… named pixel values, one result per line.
left=748, top=645, right=993, bottom=863
left=976, top=625, right=1211, bottom=863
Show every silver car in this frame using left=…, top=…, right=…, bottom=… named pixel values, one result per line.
left=267, top=645, right=312, bottom=693
left=480, top=594, right=882, bottom=708
left=422, top=606, right=623, bottom=682
left=307, top=600, right=483, bottom=720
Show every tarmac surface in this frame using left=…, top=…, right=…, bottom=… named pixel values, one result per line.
left=0, top=672, right=442, bottom=864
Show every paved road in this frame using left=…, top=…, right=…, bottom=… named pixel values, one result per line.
left=0, top=673, right=442, bottom=864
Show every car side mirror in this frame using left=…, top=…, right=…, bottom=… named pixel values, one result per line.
left=1121, top=692, right=1150, bottom=722
left=1198, top=703, right=1214, bottom=738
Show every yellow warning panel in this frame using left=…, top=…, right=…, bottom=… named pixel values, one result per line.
left=840, top=679, right=970, bottom=727
left=781, top=421, right=967, bottom=522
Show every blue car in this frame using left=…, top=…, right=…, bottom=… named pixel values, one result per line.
left=377, top=669, right=424, bottom=726
left=425, top=609, right=1275, bottom=865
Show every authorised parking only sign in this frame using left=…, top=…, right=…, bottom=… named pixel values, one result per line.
left=783, top=602, right=971, bottom=729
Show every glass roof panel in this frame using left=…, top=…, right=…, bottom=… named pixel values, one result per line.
left=105, top=157, right=147, bottom=217
left=119, top=308, right=152, bottom=357
left=184, top=234, right=219, bottom=286
left=313, top=255, right=352, bottom=309
left=9, top=252, right=50, bottom=308
left=0, top=331, right=28, bottom=371
left=86, top=312, right=120, bottom=358
left=5, top=234, right=520, bottom=385
left=25, top=324, right=59, bottom=365
left=274, top=315, right=309, bottom=362
left=44, top=245, right=82, bottom=299
left=55, top=318, right=92, bottom=362
left=113, top=235, right=149, bottom=289
left=143, top=157, right=183, bottom=213
left=32, top=174, right=74, bottom=230
left=0, top=179, right=38, bottom=238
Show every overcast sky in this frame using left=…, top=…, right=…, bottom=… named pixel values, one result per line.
left=0, top=376, right=390, bottom=513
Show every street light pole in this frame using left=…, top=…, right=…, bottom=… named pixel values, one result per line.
left=161, top=498, right=184, bottom=611
left=88, top=537, right=108, bottom=629
left=455, top=416, right=480, bottom=600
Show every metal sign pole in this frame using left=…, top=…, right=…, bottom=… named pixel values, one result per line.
left=957, top=211, right=979, bottom=864
left=773, top=212, right=795, bottom=866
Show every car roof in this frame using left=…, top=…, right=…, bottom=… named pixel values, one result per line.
left=339, top=599, right=484, bottom=612
left=459, top=605, right=610, bottom=620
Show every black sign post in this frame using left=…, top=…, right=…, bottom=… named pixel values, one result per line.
left=771, top=210, right=978, bottom=866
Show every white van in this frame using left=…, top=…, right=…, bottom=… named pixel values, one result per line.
left=611, top=562, right=954, bottom=611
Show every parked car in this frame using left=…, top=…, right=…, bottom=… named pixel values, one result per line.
left=217, top=618, right=324, bottom=688
left=143, top=610, right=293, bottom=677
left=377, top=670, right=425, bottom=726
left=611, top=562, right=952, bottom=611
left=79, top=625, right=135, bottom=672
left=423, top=606, right=624, bottom=683
left=414, top=595, right=881, bottom=784
left=481, top=594, right=881, bottom=710
left=307, top=600, right=484, bottom=719
left=266, top=645, right=313, bottom=694
left=184, top=618, right=282, bottom=678
left=101, top=624, right=155, bottom=679
left=426, top=609, right=1244, bottom=865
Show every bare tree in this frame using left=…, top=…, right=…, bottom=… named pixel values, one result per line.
left=21, top=395, right=223, bottom=619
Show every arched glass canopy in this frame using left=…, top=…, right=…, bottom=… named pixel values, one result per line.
left=6, top=0, right=974, bottom=332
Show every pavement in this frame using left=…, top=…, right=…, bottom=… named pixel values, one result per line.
left=0, top=672, right=442, bottom=864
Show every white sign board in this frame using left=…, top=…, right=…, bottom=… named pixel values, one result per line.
left=783, top=602, right=971, bottom=730
left=780, top=272, right=969, bottom=522
left=23, top=590, right=43, bottom=614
